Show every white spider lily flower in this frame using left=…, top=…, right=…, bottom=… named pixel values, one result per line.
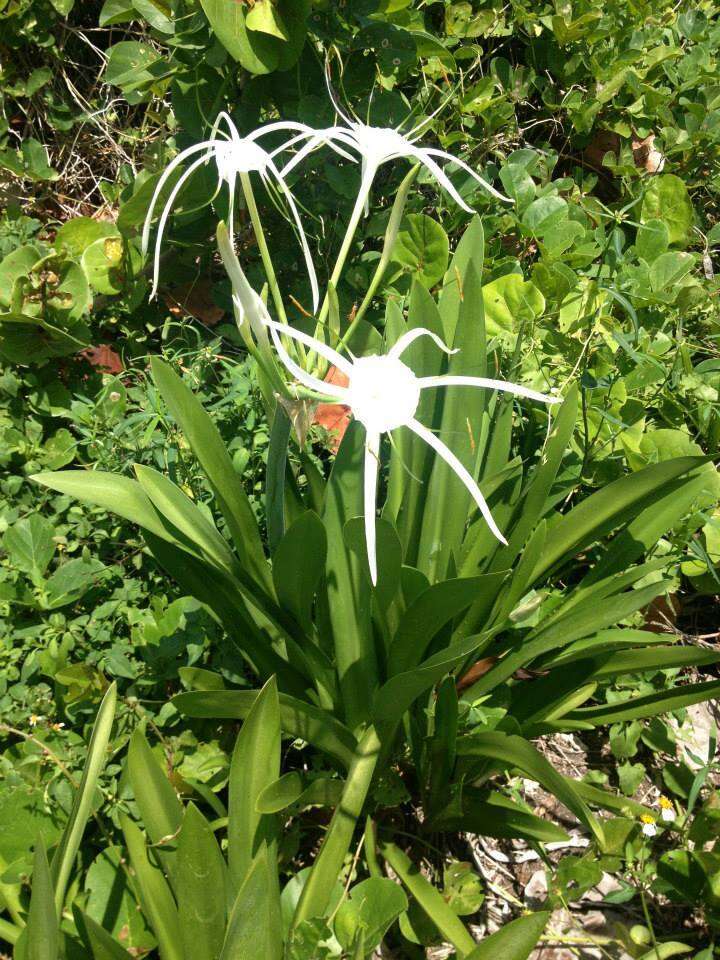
left=280, top=68, right=512, bottom=215
left=261, top=317, right=558, bottom=585
left=141, top=111, right=321, bottom=310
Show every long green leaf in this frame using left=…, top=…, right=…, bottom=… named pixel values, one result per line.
left=323, top=421, right=375, bottom=729
left=470, top=579, right=670, bottom=696
left=150, top=357, right=270, bottom=589
left=433, top=790, right=569, bottom=844
left=374, top=634, right=484, bottom=724
left=390, top=281, right=449, bottom=564
left=172, top=690, right=356, bottom=768
left=389, top=576, right=485, bottom=675
left=564, top=679, right=720, bottom=725
left=220, top=850, right=282, bottom=960
left=417, top=262, right=487, bottom=581
left=256, top=773, right=344, bottom=814
left=272, top=511, right=327, bottom=633
left=266, top=404, right=291, bottom=553
left=466, top=911, right=550, bottom=960
left=530, top=456, right=707, bottom=582
left=292, top=726, right=381, bottom=929
left=177, top=804, right=227, bottom=960
left=121, top=815, right=182, bottom=960
left=228, top=677, right=280, bottom=892
left=73, top=907, right=134, bottom=960
left=134, top=464, right=237, bottom=576
left=494, top=386, right=579, bottom=570
left=456, top=732, right=604, bottom=846
left=127, top=727, right=183, bottom=889
left=51, top=682, right=117, bottom=914
left=26, top=840, right=58, bottom=960
left=378, top=841, right=476, bottom=958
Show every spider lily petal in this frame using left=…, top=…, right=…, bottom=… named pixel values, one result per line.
left=364, top=431, right=381, bottom=584
left=421, top=148, right=512, bottom=204
left=418, top=375, right=559, bottom=406
left=388, top=327, right=459, bottom=360
left=407, top=417, right=508, bottom=545
left=263, top=317, right=352, bottom=396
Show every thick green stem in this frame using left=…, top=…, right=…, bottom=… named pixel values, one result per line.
left=240, top=172, right=287, bottom=325
left=292, top=725, right=381, bottom=928
left=334, top=164, right=420, bottom=360
left=310, top=165, right=377, bottom=373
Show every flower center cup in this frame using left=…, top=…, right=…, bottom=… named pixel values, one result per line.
left=352, top=124, right=409, bottom=165
left=214, top=139, right=269, bottom=184
left=346, top=355, right=421, bottom=434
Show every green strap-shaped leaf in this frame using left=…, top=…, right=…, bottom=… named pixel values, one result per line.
left=27, top=840, right=58, bottom=960
left=120, top=816, right=182, bottom=960
left=145, top=532, right=310, bottom=697
left=177, top=804, right=227, bottom=960
left=538, top=628, right=671, bottom=669
left=456, top=731, right=605, bottom=846
left=73, top=907, right=134, bottom=960
left=256, top=773, right=344, bottom=814
left=323, top=421, right=375, bottom=730
left=465, top=911, right=550, bottom=960
left=563, top=678, right=720, bottom=725
left=389, top=576, right=485, bottom=675
left=266, top=404, right=291, bottom=553
left=493, top=386, right=578, bottom=570
left=417, top=264, right=487, bottom=582
left=150, top=357, right=271, bottom=591
left=134, top=464, right=237, bottom=577
left=228, top=677, right=280, bottom=892
left=374, top=634, right=484, bottom=724
left=389, top=282, right=447, bottom=564
left=172, top=689, right=357, bottom=769
left=530, top=456, right=708, bottom=582
left=220, top=850, right=282, bottom=960
left=433, top=789, right=569, bottom=844
left=272, top=511, right=327, bottom=633
left=127, top=727, right=183, bottom=890
left=378, top=841, right=476, bottom=958
left=470, top=579, right=671, bottom=696
left=51, top=682, right=117, bottom=914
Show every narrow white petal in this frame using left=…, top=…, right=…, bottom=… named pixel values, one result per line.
left=279, top=128, right=359, bottom=176
left=418, top=375, right=559, bottom=405
left=211, top=111, right=241, bottom=144
left=407, top=147, right=474, bottom=213
left=325, top=60, right=355, bottom=127
left=249, top=120, right=316, bottom=139
left=150, top=152, right=209, bottom=298
left=406, top=88, right=457, bottom=140
left=141, top=141, right=216, bottom=257
left=407, top=418, right=507, bottom=545
left=423, top=148, right=512, bottom=203
left=264, top=317, right=353, bottom=390
left=266, top=157, right=320, bottom=313
left=388, top=327, right=458, bottom=360
left=364, top=431, right=381, bottom=586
